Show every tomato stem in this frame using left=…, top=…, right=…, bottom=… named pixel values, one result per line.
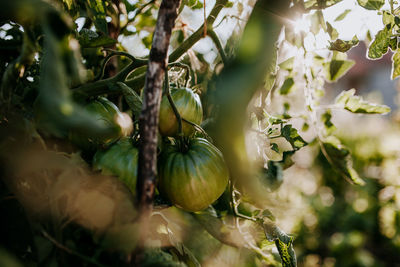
left=164, top=71, right=184, bottom=138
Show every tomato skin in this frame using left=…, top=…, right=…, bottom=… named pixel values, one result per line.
left=158, top=138, right=229, bottom=212
left=159, top=88, right=203, bottom=137
left=93, top=138, right=138, bottom=194
left=70, top=97, right=132, bottom=151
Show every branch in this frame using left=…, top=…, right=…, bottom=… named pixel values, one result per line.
left=207, top=29, right=228, bottom=65
left=136, top=0, right=181, bottom=246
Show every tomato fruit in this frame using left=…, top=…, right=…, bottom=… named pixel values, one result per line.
left=93, top=137, right=138, bottom=194
left=158, top=137, right=229, bottom=212
left=159, top=87, right=203, bottom=137
left=70, top=97, right=132, bottom=151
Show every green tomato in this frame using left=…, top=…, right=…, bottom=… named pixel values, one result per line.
left=158, top=137, right=229, bottom=212
left=70, top=97, right=132, bottom=151
left=159, top=88, right=203, bottom=137
left=93, top=138, right=138, bottom=194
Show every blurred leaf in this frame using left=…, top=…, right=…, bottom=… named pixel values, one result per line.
left=383, top=11, right=395, bottom=26
left=326, top=22, right=338, bottom=40
left=321, top=109, right=336, bottom=135
left=166, top=229, right=200, bottom=267
left=63, top=0, right=75, bottom=10
left=141, top=248, right=186, bottom=267
left=334, top=9, right=351, bottom=21
left=279, top=57, right=295, bottom=71
left=329, top=35, right=359, bottom=52
left=368, top=25, right=392, bottom=59
left=102, top=223, right=140, bottom=254
left=85, top=0, right=108, bottom=34
left=193, top=207, right=244, bottom=248
left=117, top=82, right=143, bottom=119
left=78, top=29, right=116, bottom=48
left=322, top=136, right=365, bottom=185
left=0, top=248, right=22, bottom=267
left=265, top=46, right=278, bottom=91
left=357, top=0, right=385, bottom=10
left=391, top=49, right=400, bottom=79
left=281, top=125, right=307, bottom=151
left=184, top=0, right=204, bottom=9
left=259, top=161, right=283, bottom=192
left=304, top=0, right=344, bottom=9
left=335, top=89, right=390, bottom=114
left=268, top=116, right=286, bottom=125
left=309, top=10, right=326, bottom=34
left=323, top=59, right=355, bottom=82
left=270, top=143, right=279, bottom=153
left=262, top=219, right=296, bottom=267
left=279, top=77, right=295, bottom=95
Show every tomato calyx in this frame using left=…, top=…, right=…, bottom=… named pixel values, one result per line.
left=175, top=136, right=191, bottom=153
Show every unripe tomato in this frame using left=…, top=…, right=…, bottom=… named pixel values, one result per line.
left=70, top=97, right=133, bottom=151
left=158, top=137, right=229, bottom=212
left=93, top=138, right=138, bottom=194
left=159, top=88, right=203, bottom=137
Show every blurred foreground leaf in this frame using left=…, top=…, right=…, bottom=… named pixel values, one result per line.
left=335, top=89, right=390, bottom=114
left=322, top=136, right=365, bottom=185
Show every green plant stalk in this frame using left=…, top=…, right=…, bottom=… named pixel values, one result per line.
left=207, top=29, right=228, bottom=65
left=164, top=72, right=183, bottom=136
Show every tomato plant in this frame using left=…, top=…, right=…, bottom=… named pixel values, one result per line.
left=158, top=137, right=229, bottom=212
left=1, top=0, right=400, bottom=266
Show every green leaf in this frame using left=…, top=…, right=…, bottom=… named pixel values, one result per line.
left=279, top=57, right=295, bottom=71
left=335, top=89, right=391, bottom=114
left=116, top=82, right=143, bottom=119
left=334, top=9, right=351, bottom=21
left=268, top=116, right=286, bottom=125
left=78, top=29, right=116, bottom=48
left=279, top=77, right=295, bottom=95
left=322, top=136, right=365, bottom=185
left=85, top=0, right=107, bottom=34
left=193, top=207, right=244, bottom=248
left=281, top=125, right=307, bottom=151
left=329, top=35, right=359, bottom=52
left=304, top=0, right=344, bottom=9
left=309, top=10, right=326, bottom=34
left=323, top=59, right=355, bottom=82
left=357, top=0, right=385, bottom=10
left=262, top=219, right=296, bottom=267
left=141, top=248, right=186, bottom=267
left=367, top=25, right=392, bottom=59
left=63, top=0, right=75, bottom=10
left=270, top=143, right=279, bottom=153
left=259, top=161, right=283, bottom=192
left=326, top=22, right=338, bottom=40
left=321, top=109, right=336, bottom=135
left=392, top=49, right=400, bottom=79
left=185, top=0, right=204, bottom=9
left=383, top=11, right=395, bottom=26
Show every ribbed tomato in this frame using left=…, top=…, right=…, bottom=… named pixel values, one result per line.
left=70, top=97, right=132, bottom=151
left=158, top=138, right=229, bottom=212
left=159, top=87, right=203, bottom=137
left=93, top=138, right=138, bottom=194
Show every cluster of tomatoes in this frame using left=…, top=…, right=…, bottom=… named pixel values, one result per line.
left=71, top=87, right=229, bottom=212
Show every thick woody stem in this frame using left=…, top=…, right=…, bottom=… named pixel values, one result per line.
left=136, top=0, right=181, bottom=228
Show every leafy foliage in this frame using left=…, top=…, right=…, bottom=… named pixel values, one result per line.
left=0, top=0, right=399, bottom=266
